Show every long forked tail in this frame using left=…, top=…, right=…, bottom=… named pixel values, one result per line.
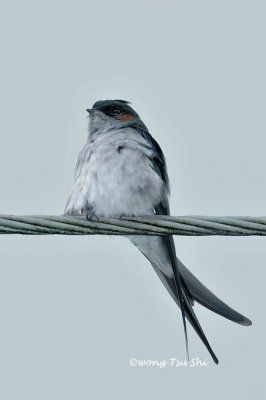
left=151, top=203, right=250, bottom=363
left=152, top=236, right=219, bottom=365
left=164, top=236, right=190, bottom=362
left=152, top=252, right=252, bottom=364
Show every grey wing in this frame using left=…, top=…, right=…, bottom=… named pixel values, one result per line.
left=144, top=130, right=251, bottom=327
left=177, top=258, right=252, bottom=326
left=153, top=202, right=252, bottom=326
left=132, top=131, right=219, bottom=362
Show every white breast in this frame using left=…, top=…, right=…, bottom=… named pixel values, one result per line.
left=64, top=128, right=166, bottom=217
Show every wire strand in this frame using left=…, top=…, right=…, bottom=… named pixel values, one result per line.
left=0, top=215, right=266, bottom=236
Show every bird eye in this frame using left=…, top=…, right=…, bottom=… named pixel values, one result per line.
left=110, top=108, right=124, bottom=116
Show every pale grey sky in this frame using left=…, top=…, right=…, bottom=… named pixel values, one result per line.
left=0, top=1, right=265, bottom=399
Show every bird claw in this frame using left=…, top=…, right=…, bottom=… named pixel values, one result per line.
left=86, top=208, right=99, bottom=222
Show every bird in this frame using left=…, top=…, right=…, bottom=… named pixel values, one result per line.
left=64, top=99, right=252, bottom=364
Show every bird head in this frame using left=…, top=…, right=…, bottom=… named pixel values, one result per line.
left=86, top=99, right=148, bottom=134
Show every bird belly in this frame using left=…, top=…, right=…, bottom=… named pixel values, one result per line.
left=86, top=147, right=164, bottom=217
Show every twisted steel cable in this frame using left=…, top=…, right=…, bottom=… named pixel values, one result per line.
left=0, top=215, right=266, bottom=236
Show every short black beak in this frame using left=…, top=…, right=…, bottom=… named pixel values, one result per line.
left=86, top=108, right=93, bottom=114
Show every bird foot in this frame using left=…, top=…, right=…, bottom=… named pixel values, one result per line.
left=86, top=207, right=99, bottom=222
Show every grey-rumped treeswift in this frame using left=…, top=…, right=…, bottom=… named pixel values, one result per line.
left=64, top=100, right=252, bottom=364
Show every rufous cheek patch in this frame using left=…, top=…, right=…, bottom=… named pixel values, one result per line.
left=116, top=114, right=135, bottom=121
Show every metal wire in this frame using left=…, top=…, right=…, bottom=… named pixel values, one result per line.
left=0, top=215, right=266, bottom=236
